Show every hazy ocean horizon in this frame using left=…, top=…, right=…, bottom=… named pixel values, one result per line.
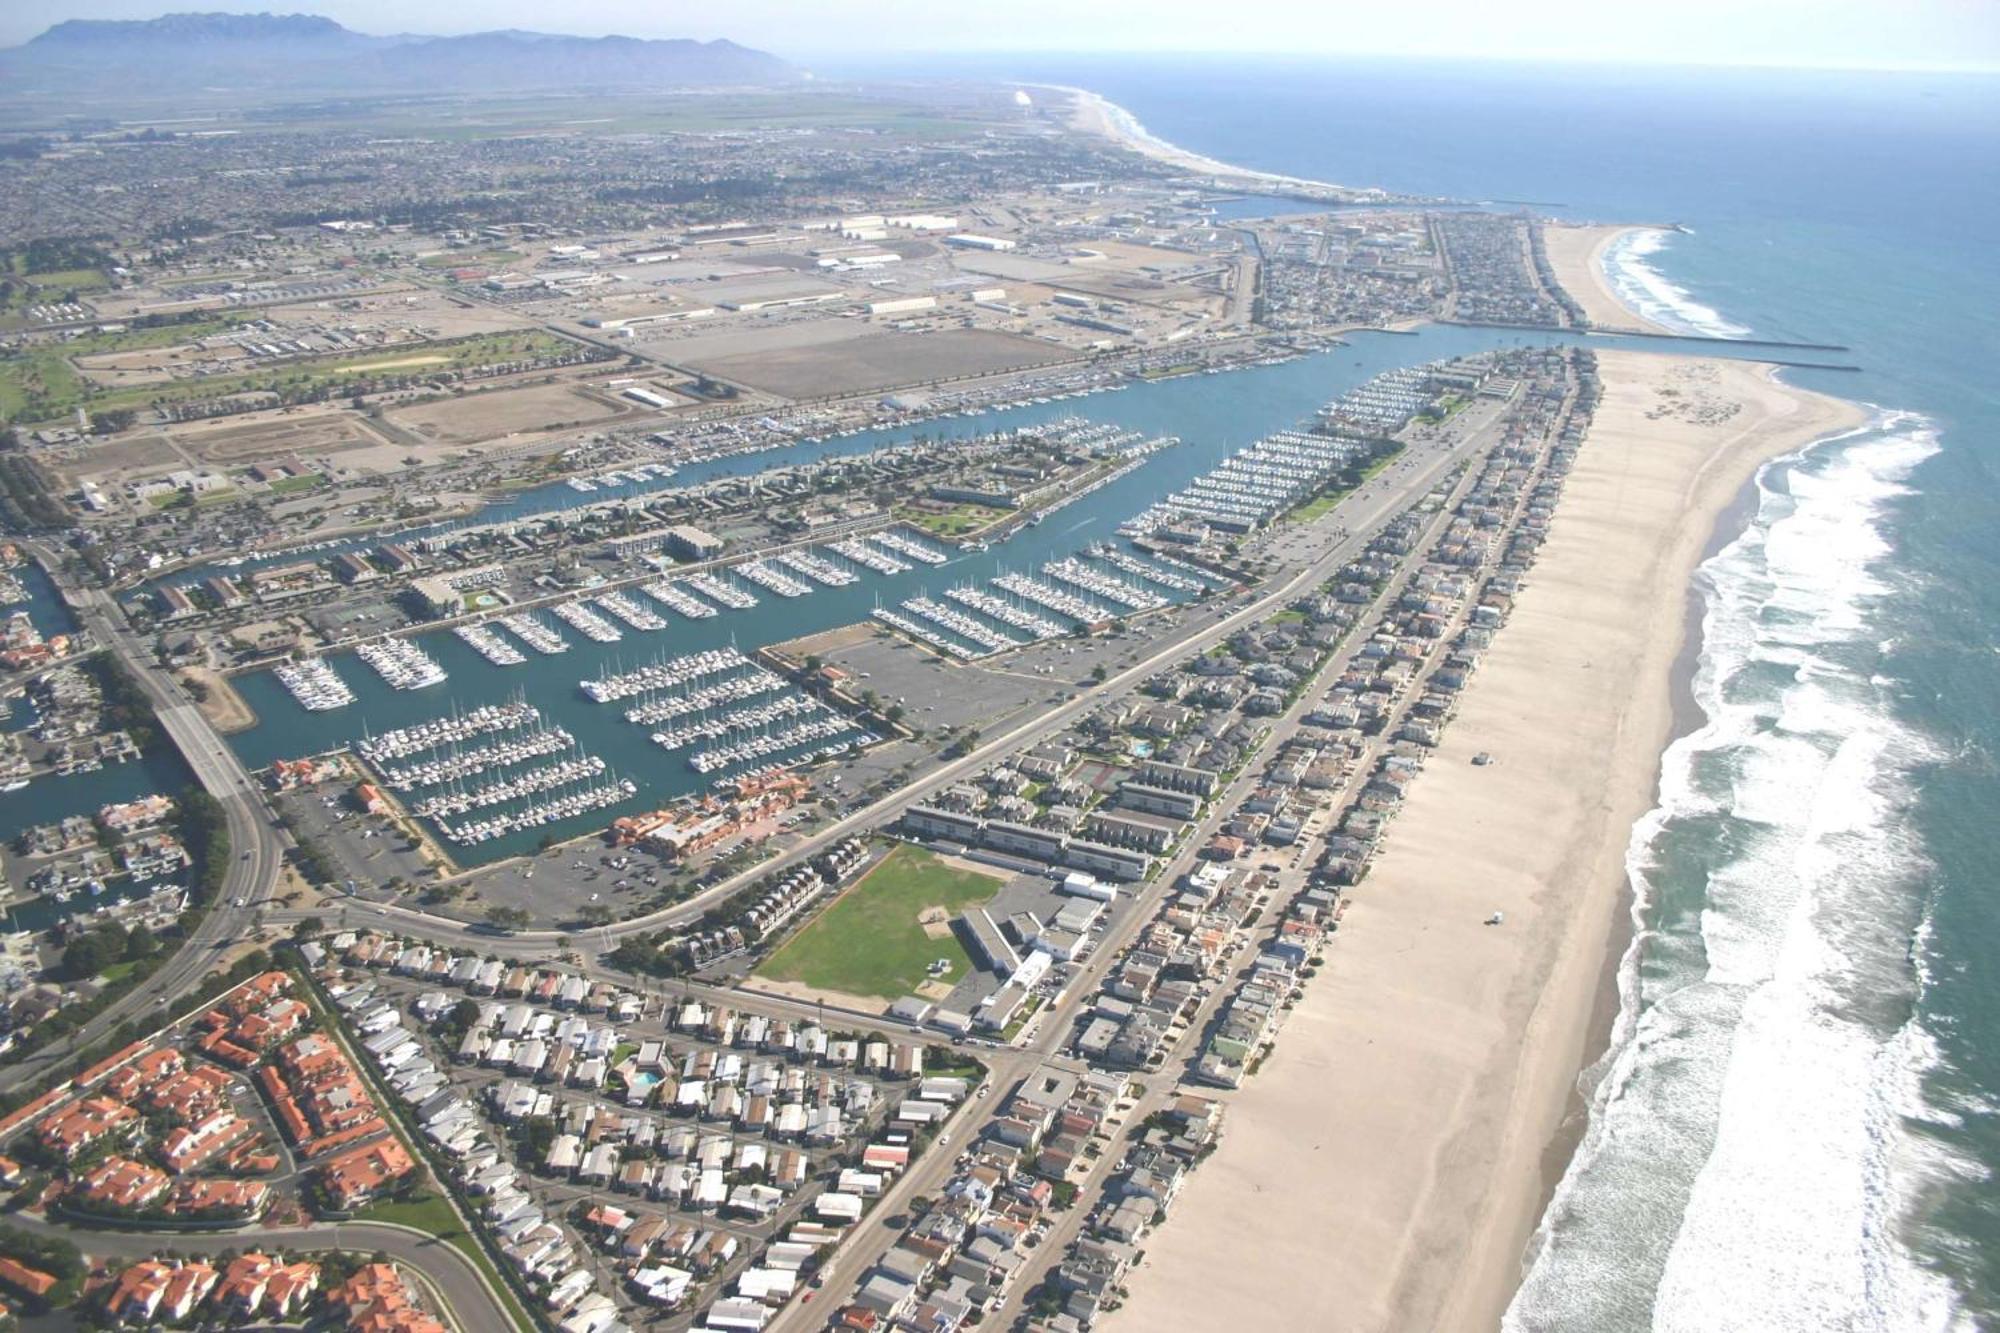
left=834, top=53, right=2000, bottom=1330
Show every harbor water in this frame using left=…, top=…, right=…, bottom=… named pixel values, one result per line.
left=920, top=52, right=2000, bottom=1332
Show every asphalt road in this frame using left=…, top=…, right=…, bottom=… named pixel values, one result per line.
left=765, top=401, right=1510, bottom=1327
left=289, top=400, right=1504, bottom=967
left=0, top=552, right=289, bottom=1099
left=0, top=391, right=1502, bottom=1332
left=4, top=1210, right=515, bottom=1331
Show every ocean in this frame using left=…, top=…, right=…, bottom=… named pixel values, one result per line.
left=828, top=52, right=2000, bottom=1331
left=3, top=51, right=1992, bottom=1328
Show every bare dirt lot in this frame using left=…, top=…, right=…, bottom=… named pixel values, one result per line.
left=177, top=413, right=382, bottom=466
left=387, top=381, right=637, bottom=445
left=685, top=327, right=1076, bottom=400
left=45, top=432, right=185, bottom=486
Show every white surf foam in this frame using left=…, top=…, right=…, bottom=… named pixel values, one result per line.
left=1604, top=229, right=1755, bottom=341
left=1505, top=412, right=1977, bottom=1333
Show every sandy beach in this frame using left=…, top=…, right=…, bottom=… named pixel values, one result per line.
left=1052, top=85, right=1378, bottom=200
left=1542, top=223, right=1677, bottom=335
left=179, top=664, right=257, bottom=734
left=1107, top=350, right=1867, bottom=1333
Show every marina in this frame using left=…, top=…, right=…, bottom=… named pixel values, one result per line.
left=495, top=612, right=568, bottom=655
left=649, top=693, right=815, bottom=752
left=550, top=598, right=623, bottom=643
left=207, top=326, right=1562, bottom=865
left=872, top=605, right=980, bottom=660
left=272, top=657, right=354, bottom=711
left=773, top=549, right=858, bottom=587
left=992, top=571, right=1109, bottom=624
left=409, top=752, right=608, bottom=819
left=1090, top=542, right=1207, bottom=593
left=453, top=623, right=527, bottom=667
left=1043, top=556, right=1169, bottom=612
left=627, top=670, right=787, bottom=727
left=828, top=537, right=911, bottom=575
left=733, top=559, right=813, bottom=599
left=373, top=724, right=576, bottom=790
left=639, top=580, right=718, bottom=619
left=356, top=699, right=539, bottom=764
left=687, top=710, right=865, bottom=775
left=354, top=636, right=448, bottom=690
left=871, top=528, right=950, bottom=567
left=942, top=584, right=1066, bottom=640
left=434, top=775, right=637, bottom=845
left=902, top=596, right=1019, bottom=654
left=595, top=590, right=667, bottom=632
left=581, top=647, right=757, bottom=706
left=684, top=572, right=757, bottom=610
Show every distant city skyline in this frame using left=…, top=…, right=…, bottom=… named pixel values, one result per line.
left=3, top=0, right=1997, bottom=72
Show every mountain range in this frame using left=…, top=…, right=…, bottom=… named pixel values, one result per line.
left=1, top=11, right=797, bottom=95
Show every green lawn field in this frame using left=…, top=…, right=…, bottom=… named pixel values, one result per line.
left=758, top=844, right=1002, bottom=1000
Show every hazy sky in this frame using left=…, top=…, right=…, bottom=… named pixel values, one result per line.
left=5, top=0, right=1997, bottom=71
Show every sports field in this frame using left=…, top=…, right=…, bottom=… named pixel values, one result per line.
left=757, top=845, right=1002, bottom=1000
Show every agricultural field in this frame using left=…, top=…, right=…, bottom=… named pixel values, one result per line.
left=758, top=845, right=1003, bottom=1001
left=0, top=316, right=247, bottom=423
left=2, top=326, right=583, bottom=427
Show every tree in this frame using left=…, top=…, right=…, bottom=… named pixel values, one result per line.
left=485, top=905, right=531, bottom=931
left=122, top=925, right=159, bottom=961
left=291, top=916, right=325, bottom=940
left=61, top=925, right=127, bottom=980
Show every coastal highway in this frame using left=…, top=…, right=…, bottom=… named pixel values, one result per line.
left=288, top=394, right=1512, bottom=967
left=0, top=546, right=288, bottom=1098
left=2, top=1211, right=516, bottom=1332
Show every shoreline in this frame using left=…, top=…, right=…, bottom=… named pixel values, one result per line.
left=1106, top=350, right=1869, bottom=1333
left=1542, top=222, right=1679, bottom=336
left=1531, top=406, right=1783, bottom=1222
left=1046, top=83, right=1386, bottom=201
left=180, top=664, right=257, bottom=735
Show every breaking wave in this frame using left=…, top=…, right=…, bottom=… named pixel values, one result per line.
left=1505, top=411, right=1979, bottom=1332
left=1604, top=228, right=1755, bottom=340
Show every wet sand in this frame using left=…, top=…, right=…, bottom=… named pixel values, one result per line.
left=1107, top=351, right=1868, bottom=1333
left=1542, top=223, right=1676, bottom=335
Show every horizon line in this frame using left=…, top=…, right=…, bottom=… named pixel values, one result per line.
left=4, top=16, right=1997, bottom=77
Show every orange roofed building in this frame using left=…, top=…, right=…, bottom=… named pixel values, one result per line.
left=326, top=1263, right=448, bottom=1333
left=103, top=1259, right=218, bottom=1323
left=36, top=1096, right=139, bottom=1160
left=319, top=1137, right=415, bottom=1211
left=0, top=1256, right=57, bottom=1303
left=69, top=1156, right=169, bottom=1212
left=215, top=1252, right=320, bottom=1318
